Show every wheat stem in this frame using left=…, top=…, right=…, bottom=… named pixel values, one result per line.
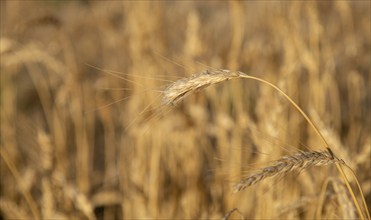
left=163, top=69, right=368, bottom=219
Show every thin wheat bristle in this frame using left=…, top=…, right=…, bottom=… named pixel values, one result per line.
left=162, top=69, right=242, bottom=105
left=233, top=150, right=344, bottom=193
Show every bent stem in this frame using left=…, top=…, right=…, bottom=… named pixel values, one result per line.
left=238, top=73, right=367, bottom=220
left=163, top=69, right=369, bottom=219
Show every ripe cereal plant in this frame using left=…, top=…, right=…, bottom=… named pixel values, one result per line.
left=162, top=69, right=370, bottom=219
left=1, top=1, right=370, bottom=220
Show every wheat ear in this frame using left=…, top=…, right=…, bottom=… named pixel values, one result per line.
left=162, top=69, right=241, bottom=105
left=233, top=150, right=343, bottom=192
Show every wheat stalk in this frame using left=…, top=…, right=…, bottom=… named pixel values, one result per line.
left=233, top=150, right=343, bottom=192
left=162, top=69, right=369, bottom=219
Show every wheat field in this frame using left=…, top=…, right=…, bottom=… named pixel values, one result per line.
left=1, top=1, right=370, bottom=219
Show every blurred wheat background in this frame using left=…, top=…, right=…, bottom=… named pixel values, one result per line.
left=1, top=1, right=370, bottom=219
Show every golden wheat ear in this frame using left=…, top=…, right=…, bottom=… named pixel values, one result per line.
left=162, top=69, right=241, bottom=105
left=233, top=150, right=343, bottom=192
left=162, top=69, right=370, bottom=220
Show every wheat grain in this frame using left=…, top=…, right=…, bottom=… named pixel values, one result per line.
left=233, top=150, right=344, bottom=192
